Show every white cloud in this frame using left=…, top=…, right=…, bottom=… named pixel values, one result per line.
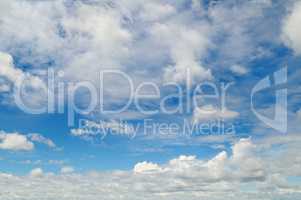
left=0, top=0, right=279, bottom=115
left=133, top=138, right=264, bottom=183
left=0, top=51, right=47, bottom=107
left=60, top=166, right=74, bottom=174
left=193, top=105, right=239, bottom=122
left=0, top=130, right=56, bottom=151
left=230, top=64, right=248, bottom=75
left=282, top=1, right=301, bottom=55
left=0, top=131, right=34, bottom=151
left=1, top=0, right=213, bottom=92
left=29, top=168, right=43, bottom=178
left=0, top=1, right=133, bottom=107
left=208, top=0, right=274, bottom=68
left=0, top=52, right=24, bottom=85
left=0, top=0, right=12, bottom=18
left=231, top=138, right=255, bottom=161
left=206, top=151, right=227, bottom=179
left=62, top=2, right=133, bottom=82
left=138, top=2, right=176, bottom=21
left=28, top=133, right=56, bottom=148
left=0, top=137, right=300, bottom=199
left=230, top=138, right=265, bottom=181
left=134, top=161, right=162, bottom=174
left=150, top=22, right=212, bottom=85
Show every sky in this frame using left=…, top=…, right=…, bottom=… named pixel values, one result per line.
left=0, top=0, right=301, bottom=199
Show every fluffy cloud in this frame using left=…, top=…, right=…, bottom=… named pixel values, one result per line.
left=0, top=51, right=47, bottom=108
left=138, top=1, right=176, bottom=21
left=0, top=0, right=133, bottom=107
left=134, top=161, right=162, bottom=173
left=193, top=105, right=239, bottom=122
left=61, top=1, right=133, bottom=82
left=207, top=0, right=274, bottom=68
left=0, top=52, right=44, bottom=89
left=28, top=133, right=56, bottom=148
left=230, top=64, right=248, bottom=75
left=151, top=22, right=212, bottom=85
left=230, top=138, right=265, bottom=181
left=132, top=138, right=264, bottom=182
left=0, top=0, right=285, bottom=118
left=0, top=131, right=34, bottom=151
left=60, top=166, right=74, bottom=174
left=282, top=1, right=301, bottom=55
left=0, top=137, right=300, bottom=200
left=29, top=168, right=44, bottom=178
left=0, top=130, right=56, bottom=151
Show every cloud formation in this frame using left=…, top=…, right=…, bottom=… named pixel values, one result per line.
left=0, top=0, right=280, bottom=110
left=0, top=130, right=55, bottom=151
left=28, top=134, right=56, bottom=148
left=282, top=1, right=301, bottom=55
left=0, top=131, right=34, bottom=151
left=0, top=137, right=300, bottom=200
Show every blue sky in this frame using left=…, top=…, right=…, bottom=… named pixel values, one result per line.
left=0, top=0, right=301, bottom=199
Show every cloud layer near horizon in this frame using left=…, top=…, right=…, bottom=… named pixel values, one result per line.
left=1, top=137, right=300, bottom=200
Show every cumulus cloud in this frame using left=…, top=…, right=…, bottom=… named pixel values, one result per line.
left=134, top=161, right=162, bottom=173
left=0, top=0, right=283, bottom=118
left=0, top=130, right=55, bottom=151
left=29, top=168, right=43, bottom=178
left=0, top=1, right=299, bottom=199
left=0, top=1, right=210, bottom=100
left=151, top=22, right=213, bottom=85
left=138, top=1, right=176, bottom=21
left=61, top=1, right=133, bottom=82
left=0, top=0, right=133, bottom=107
left=230, top=138, right=265, bottom=181
left=0, top=51, right=48, bottom=108
left=230, top=64, right=248, bottom=75
left=0, top=137, right=300, bottom=200
left=0, top=131, right=34, bottom=151
left=282, top=1, right=301, bottom=55
left=60, top=166, right=74, bottom=174
left=28, top=133, right=56, bottom=148
left=0, top=52, right=45, bottom=89
left=132, top=138, right=264, bottom=182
